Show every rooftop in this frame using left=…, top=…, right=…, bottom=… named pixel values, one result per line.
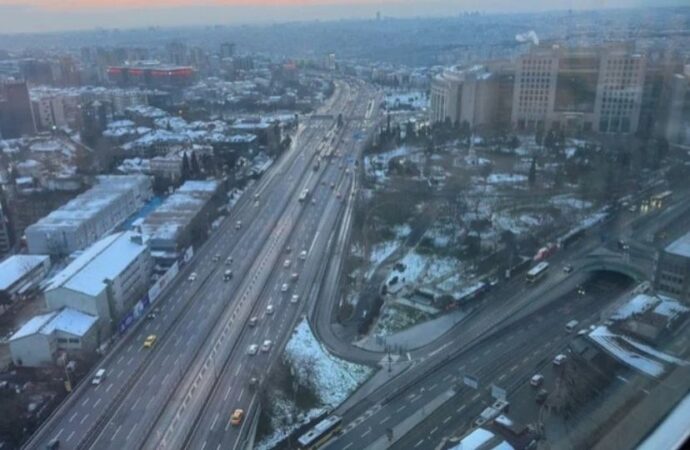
left=0, top=255, right=50, bottom=291
left=665, top=231, right=690, bottom=258
left=46, top=231, right=148, bottom=297
left=10, top=308, right=98, bottom=341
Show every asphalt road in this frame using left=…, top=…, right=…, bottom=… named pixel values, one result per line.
left=324, top=272, right=635, bottom=450
left=25, top=79, right=376, bottom=450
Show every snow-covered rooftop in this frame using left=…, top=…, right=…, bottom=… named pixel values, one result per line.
left=665, top=231, right=690, bottom=258
left=0, top=255, right=49, bottom=291
left=46, top=231, right=148, bottom=296
left=448, top=428, right=503, bottom=450
left=10, top=308, right=98, bottom=341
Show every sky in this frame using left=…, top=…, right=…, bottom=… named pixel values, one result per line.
left=0, top=0, right=682, bottom=34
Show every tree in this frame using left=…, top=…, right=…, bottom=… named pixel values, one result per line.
left=181, top=152, right=190, bottom=181
left=508, top=135, right=520, bottom=150
left=535, top=126, right=545, bottom=147
left=190, top=151, right=201, bottom=178
left=528, top=157, right=537, bottom=187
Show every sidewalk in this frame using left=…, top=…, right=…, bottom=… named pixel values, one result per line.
left=354, top=308, right=469, bottom=352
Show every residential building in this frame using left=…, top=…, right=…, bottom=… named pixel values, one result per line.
left=32, top=95, right=68, bottom=131
left=44, top=231, right=152, bottom=335
left=0, top=254, right=51, bottom=303
left=9, top=308, right=99, bottom=367
left=655, top=231, right=690, bottom=302
left=25, top=175, right=152, bottom=256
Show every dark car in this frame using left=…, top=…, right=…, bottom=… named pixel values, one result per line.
left=536, top=389, right=549, bottom=404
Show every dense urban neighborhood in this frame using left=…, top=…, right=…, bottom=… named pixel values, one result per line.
left=0, top=4, right=689, bottom=450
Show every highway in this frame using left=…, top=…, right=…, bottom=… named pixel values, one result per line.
left=25, top=78, right=380, bottom=450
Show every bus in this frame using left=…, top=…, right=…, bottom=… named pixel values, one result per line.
left=297, top=415, right=342, bottom=449
left=650, top=190, right=672, bottom=209
left=526, top=262, right=549, bottom=283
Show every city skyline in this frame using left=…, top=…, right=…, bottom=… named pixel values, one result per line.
left=0, top=0, right=685, bottom=34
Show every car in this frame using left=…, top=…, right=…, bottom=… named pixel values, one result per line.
left=261, top=340, right=272, bottom=352
left=248, top=316, right=258, bottom=327
left=266, top=305, right=274, bottom=315
left=576, top=285, right=586, bottom=296
left=92, top=369, right=106, bottom=385
left=143, top=335, right=157, bottom=348
left=562, top=264, right=573, bottom=273
left=530, top=374, right=544, bottom=387
left=336, top=192, right=341, bottom=199
left=285, top=245, right=292, bottom=253
left=299, top=250, right=308, bottom=260
left=330, top=182, right=335, bottom=189
left=311, top=198, right=317, bottom=205
left=536, top=389, right=549, bottom=404
left=283, top=259, right=291, bottom=268
left=223, top=270, right=233, bottom=281
left=225, top=256, right=233, bottom=265
left=291, top=294, right=299, bottom=304
left=188, top=272, right=197, bottom=282
left=212, top=254, right=221, bottom=262
left=291, top=272, right=299, bottom=281
left=249, top=377, right=258, bottom=388
left=247, top=344, right=259, bottom=355
left=253, top=193, right=260, bottom=201
left=230, top=409, right=244, bottom=426
left=281, top=283, right=289, bottom=292
left=146, top=312, right=157, bottom=321
left=553, top=354, right=567, bottom=366
left=345, top=168, right=350, bottom=174
left=628, top=205, right=637, bottom=213
left=235, top=220, right=242, bottom=230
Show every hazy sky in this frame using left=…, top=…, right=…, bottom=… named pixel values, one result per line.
left=0, top=0, right=682, bottom=34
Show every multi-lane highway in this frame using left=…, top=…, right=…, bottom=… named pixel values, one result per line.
left=25, top=78, right=381, bottom=450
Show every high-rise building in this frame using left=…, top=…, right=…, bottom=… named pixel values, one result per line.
left=0, top=81, right=36, bottom=139
left=220, top=42, right=236, bottom=59
left=664, top=66, right=690, bottom=146
left=511, top=43, right=646, bottom=134
left=429, top=63, right=513, bottom=131
left=32, top=95, right=68, bottom=130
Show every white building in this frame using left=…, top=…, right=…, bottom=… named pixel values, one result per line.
left=0, top=254, right=51, bottom=302
left=25, top=175, right=152, bottom=255
left=44, top=231, right=152, bottom=335
left=9, top=308, right=99, bottom=367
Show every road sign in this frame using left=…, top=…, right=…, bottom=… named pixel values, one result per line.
left=463, top=374, right=479, bottom=390
left=491, top=384, right=507, bottom=401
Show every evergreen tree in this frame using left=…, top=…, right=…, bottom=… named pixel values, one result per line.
left=528, top=157, right=537, bottom=187
left=190, top=151, right=201, bottom=178
left=181, top=152, right=190, bottom=180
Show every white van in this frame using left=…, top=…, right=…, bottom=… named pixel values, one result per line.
left=92, top=368, right=106, bottom=385
left=565, top=320, right=579, bottom=333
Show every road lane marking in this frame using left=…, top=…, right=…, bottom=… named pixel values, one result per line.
left=510, top=364, right=519, bottom=372
left=211, top=413, right=219, bottom=430
left=80, top=413, right=89, bottom=425
left=362, top=428, right=371, bottom=437
left=112, top=425, right=122, bottom=441
left=93, top=398, right=101, bottom=408
left=457, top=405, right=466, bottom=413
left=431, top=427, right=438, bottom=434
left=69, top=412, right=77, bottom=422
left=238, top=387, right=245, bottom=402
left=81, top=398, right=89, bottom=407
left=380, top=416, right=390, bottom=425
left=53, top=428, right=64, bottom=441
left=395, top=405, right=405, bottom=413
left=343, top=444, right=353, bottom=450
left=498, top=374, right=507, bottom=382
left=126, top=423, right=138, bottom=441
left=472, top=393, right=481, bottom=401
left=415, top=439, right=425, bottom=447
left=106, top=383, right=113, bottom=393
left=66, top=431, right=75, bottom=442
left=443, top=416, right=452, bottom=424
left=224, top=385, right=232, bottom=401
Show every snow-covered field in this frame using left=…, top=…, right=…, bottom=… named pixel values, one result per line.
left=285, top=319, right=373, bottom=406
left=487, top=173, right=528, bottom=184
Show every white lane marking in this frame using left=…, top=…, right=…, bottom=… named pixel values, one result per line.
left=395, top=405, right=405, bottom=413
left=380, top=416, right=390, bottom=425
left=224, top=385, right=232, bottom=401
left=66, top=431, right=75, bottom=442
left=81, top=398, right=90, bottom=407
left=472, top=393, right=481, bottom=401
left=69, top=412, right=78, bottom=423
left=211, top=413, right=219, bottom=430
left=415, top=439, right=425, bottom=447
left=126, top=423, right=138, bottom=441
left=112, top=425, right=122, bottom=441
left=430, top=426, right=438, bottom=434
left=106, top=383, right=113, bottom=393
left=93, top=398, right=101, bottom=408
left=362, top=428, right=371, bottom=437
left=80, top=413, right=89, bottom=425
left=443, top=416, right=452, bottom=424
left=456, top=405, right=466, bottom=413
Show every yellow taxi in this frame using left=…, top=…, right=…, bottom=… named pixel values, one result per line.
left=230, top=409, right=244, bottom=426
left=143, top=335, right=157, bottom=348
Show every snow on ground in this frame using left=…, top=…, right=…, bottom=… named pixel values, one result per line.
left=285, top=319, right=373, bottom=407
left=373, top=304, right=429, bottom=337
left=588, top=326, right=666, bottom=378
left=387, top=249, right=460, bottom=287
left=493, top=212, right=549, bottom=235
left=366, top=240, right=399, bottom=279
left=364, top=146, right=416, bottom=183
left=611, top=294, right=657, bottom=321
left=393, top=223, right=412, bottom=239
left=384, top=91, right=428, bottom=110
left=550, top=195, right=592, bottom=211
left=487, top=173, right=527, bottom=184
left=255, top=397, right=325, bottom=450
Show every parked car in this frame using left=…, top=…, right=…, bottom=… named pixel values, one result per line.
left=553, top=354, right=567, bottom=366
left=530, top=374, right=544, bottom=387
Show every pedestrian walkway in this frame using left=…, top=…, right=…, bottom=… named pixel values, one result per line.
left=355, top=308, right=468, bottom=352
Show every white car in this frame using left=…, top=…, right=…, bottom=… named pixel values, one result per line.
left=291, top=273, right=299, bottom=281
left=283, top=259, right=291, bottom=268
left=247, top=344, right=258, bottom=355
left=281, top=283, right=289, bottom=292
left=530, top=374, right=544, bottom=387
left=248, top=316, right=258, bottom=327
left=553, top=354, right=567, bottom=366
left=225, top=256, right=233, bottom=265
left=212, top=254, right=220, bottom=262
left=261, top=340, right=272, bottom=352
left=299, top=250, right=308, bottom=260
left=291, top=294, right=299, bottom=304
left=188, top=272, right=197, bottom=282
left=92, top=369, right=106, bottom=385
left=266, top=305, right=274, bottom=315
